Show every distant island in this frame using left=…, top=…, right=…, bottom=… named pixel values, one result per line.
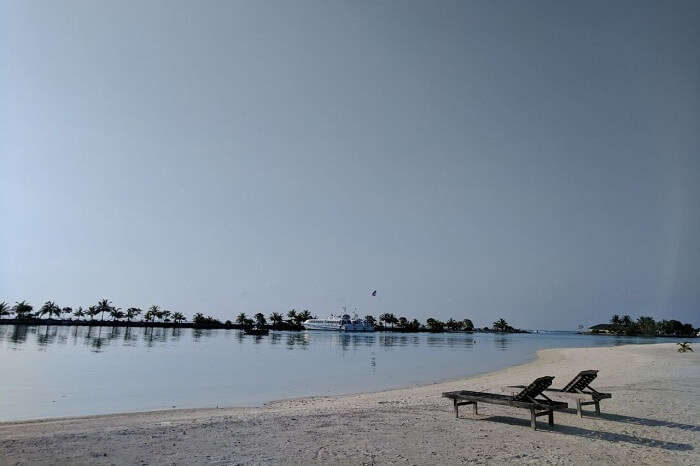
left=588, top=314, right=697, bottom=338
left=0, top=299, right=527, bottom=334
left=2, top=299, right=694, bottom=337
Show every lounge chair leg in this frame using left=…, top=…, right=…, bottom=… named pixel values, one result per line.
left=576, top=398, right=582, bottom=418
left=530, top=409, right=537, bottom=430
left=594, top=401, right=600, bottom=415
left=473, top=402, right=478, bottom=415
left=548, top=410, right=553, bottom=426
left=453, top=399, right=459, bottom=418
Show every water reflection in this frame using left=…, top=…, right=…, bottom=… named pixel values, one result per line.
left=37, top=325, right=59, bottom=348
left=494, top=335, right=511, bottom=350
left=0, top=325, right=678, bottom=356
left=0, top=325, right=689, bottom=422
left=286, top=332, right=309, bottom=349
left=270, top=332, right=282, bottom=344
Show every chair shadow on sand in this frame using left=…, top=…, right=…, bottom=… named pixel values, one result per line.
left=471, top=415, right=694, bottom=452
left=593, top=411, right=699, bottom=432
left=550, top=407, right=700, bottom=432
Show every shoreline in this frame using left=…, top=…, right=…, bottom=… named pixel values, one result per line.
left=0, top=342, right=684, bottom=424
left=0, top=340, right=544, bottom=425
left=1, top=342, right=698, bottom=464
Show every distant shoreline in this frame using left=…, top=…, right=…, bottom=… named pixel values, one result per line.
left=0, top=318, right=526, bottom=333
left=1, top=319, right=695, bottom=338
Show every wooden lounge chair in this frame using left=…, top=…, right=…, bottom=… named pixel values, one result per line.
left=442, top=376, right=568, bottom=430
left=505, top=370, right=612, bottom=418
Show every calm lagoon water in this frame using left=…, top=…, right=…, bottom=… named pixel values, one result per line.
left=0, top=325, right=673, bottom=421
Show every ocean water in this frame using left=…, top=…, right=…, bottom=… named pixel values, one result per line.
left=0, top=325, right=676, bottom=421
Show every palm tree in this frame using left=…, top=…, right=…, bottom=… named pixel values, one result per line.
left=621, top=315, right=633, bottom=328
left=171, top=312, right=186, bottom=323
left=380, top=313, right=397, bottom=328
left=446, top=318, right=463, bottom=331
left=73, top=307, right=86, bottom=320
left=96, top=299, right=114, bottom=322
left=493, top=318, right=509, bottom=332
left=269, top=312, right=283, bottom=327
left=296, top=310, right=312, bottom=325
left=39, top=301, right=61, bottom=319
left=86, top=305, right=100, bottom=320
left=0, top=301, right=12, bottom=319
left=109, top=307, right=125, bottom=321
left=126, top=308, right=142, bottom=322
left=236, top=313, right=248, bottom=325
left=426, top=318, right=444, bottom=332
left=254, top=312, right=267, bottom=327
left=462, top=319, right=474, bottom=331
left=364, top=315, right=376, bottom=327
left=636, top=316, right=657, bottom=336
left=286, top=309, right=297, bottom=325
left=145, top=305, right=160, bottom=323
left=160, top=310, right=171, bottom=322
left=378, top=313, right=389, bottom=328
left=610, top=314, right=621, bottom=326
left=13, top=301, right=33, bottom=319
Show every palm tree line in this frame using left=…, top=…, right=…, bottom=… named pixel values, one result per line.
left=0, top=299, right=186, bottom=324
left=0, top=299, right=519, bottom=334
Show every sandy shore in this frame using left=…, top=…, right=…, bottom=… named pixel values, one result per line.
left=1, top=342, right=698, bottom=465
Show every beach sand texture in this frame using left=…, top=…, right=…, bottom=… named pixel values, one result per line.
left=0, top=342, right=698, bottom=465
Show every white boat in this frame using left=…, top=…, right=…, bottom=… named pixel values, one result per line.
left=303, top=310, right=374, bottom=332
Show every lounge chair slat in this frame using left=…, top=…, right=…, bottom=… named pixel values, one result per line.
left=442, top=376, right=567, bottom=431
left=504, top=370, right=612, bottom=418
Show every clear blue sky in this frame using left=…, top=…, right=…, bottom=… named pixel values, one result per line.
left=1, top=1, right=698, bottom=329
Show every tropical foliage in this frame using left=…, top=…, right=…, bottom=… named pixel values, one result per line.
left=73, top=307, right=86, bottom=319
left=126, top=308, right=142, bottom=321
left=0, top=301, right=11, bottom=319
left=604, top=315, right=696, bottom=337
left=192, top=313, right=221, bottom=326
left=426, top=318, right=445, bottom=332
left=492, top=318, right=513, bottom=332
left=254, top=313, right=267, bottom=327
left=677, top=342, right=693, bottom=353
left=268, top=312, right=283, bottom=327
left=13, top=301, right=33, bottom=319
left=39, top=301, right=62, bottom=319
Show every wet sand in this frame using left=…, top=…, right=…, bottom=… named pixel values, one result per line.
left=0, top=342, right=698, bottom=465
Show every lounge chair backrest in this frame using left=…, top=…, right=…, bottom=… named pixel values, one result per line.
left=561, top=370, right=598, bottom=393
left=513, top=376, right=555, bottom=401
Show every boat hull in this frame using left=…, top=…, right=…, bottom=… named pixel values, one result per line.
left=303, top=320, right=374, bottom=332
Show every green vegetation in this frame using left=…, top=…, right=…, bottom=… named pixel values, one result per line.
left=492, top=318, right=514, bottom=332
left=2, top=297, right=694, bottom=338
left=592, top=314, right=697, bottom=337
left=192, top=313, right=221, bottom=326
left=126, top=307, right=142, bottom=321
left=0, top=301, right=11, bottom=319
left=269, top=312, right=284, bottom=327
left=13, top=301, right=33, bottom=319
left=426, top=318, right=445, bottom=332
left=677, top=342, right=693, bottom=353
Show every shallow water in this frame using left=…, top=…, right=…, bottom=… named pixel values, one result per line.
left=0, top=325, right=679, bottom=421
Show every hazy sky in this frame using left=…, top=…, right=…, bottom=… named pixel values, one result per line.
left=1, top=1, right=698, bottom=329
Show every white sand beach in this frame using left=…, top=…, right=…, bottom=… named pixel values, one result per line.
left=0, top=342, right=698, bottom=465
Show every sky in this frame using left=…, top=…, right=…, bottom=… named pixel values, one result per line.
left=1, top=1, right=698, bottom=330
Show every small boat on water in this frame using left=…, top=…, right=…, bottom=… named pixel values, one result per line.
left=303, top=308, right=374, bottom=332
